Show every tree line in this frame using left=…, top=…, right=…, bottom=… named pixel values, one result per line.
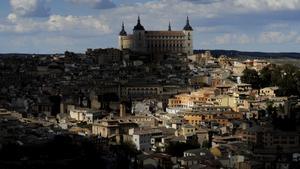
left=241, top=64, right=300, bottom=96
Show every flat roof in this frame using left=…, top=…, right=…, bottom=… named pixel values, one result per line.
left=145, top=31, right=185, bottom=36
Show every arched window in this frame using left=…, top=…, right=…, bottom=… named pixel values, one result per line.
left=188, top=32, right=191, bottom=40
left=139, top=32, right=142, bottom=40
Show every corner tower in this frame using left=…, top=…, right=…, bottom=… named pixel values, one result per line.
left=119, top=22, right=127, bottom=50
left=133, top=16, right=146, bottom=52
left=183, top=16, right=193, bottom=55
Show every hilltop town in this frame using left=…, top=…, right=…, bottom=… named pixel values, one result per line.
left=0, top=17, right=300, bottom=169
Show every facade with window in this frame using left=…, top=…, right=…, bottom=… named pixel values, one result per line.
left=119, top=16, right=193, bottom=55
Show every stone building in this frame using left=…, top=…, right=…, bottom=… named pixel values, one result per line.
left=119, top=16, right=194, bottom=55
left=86, top=48, right=122, bottom=65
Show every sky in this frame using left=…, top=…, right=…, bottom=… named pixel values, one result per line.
left=1, top=0, right=300, bottom=53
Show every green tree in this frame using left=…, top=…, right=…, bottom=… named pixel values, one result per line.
left=260, top=65, right=273, bottom=87
left=259, top=64, right=300, bottom=96
left=296, top=71, right=300, bottom=94
left=241, top=68, right=260, bottom=89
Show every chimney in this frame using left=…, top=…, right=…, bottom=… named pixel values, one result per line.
left=237, top=76, right=241, bottom=84
left=120, top=103, right=126, bottom=118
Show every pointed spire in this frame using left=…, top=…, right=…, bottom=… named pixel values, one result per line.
left=187, top=16, right=190, bottom=25
left=138, top=16, right=141, bottom=24
left=168, top=21, right=172, bottom=31
left=134, top=16, right=145, bottom=31
left=119, top=21, right=127, bottom=36
left=183, top=16, right=193, bottom=31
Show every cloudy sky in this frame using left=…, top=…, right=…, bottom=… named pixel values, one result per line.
left=1, top=0, right=300, bottom=53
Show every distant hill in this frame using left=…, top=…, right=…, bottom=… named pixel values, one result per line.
left=0, top=53, right=51, bottom=58
left=1, top=50, right=300, bottom=59
left=194, top=50, right=300, bottom=59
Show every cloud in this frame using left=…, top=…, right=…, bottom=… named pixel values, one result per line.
left=1, top=14, right=111, bottom=35
left=264, top=23, right=289, bottom=30
left=183, top=0, right=300, bottom=13
left=213, top=31, right=300, bottom=45
left=259, top=31, right=298, bottom=43
left=233, top=0, right=300, bottom=11
left=181, top=0, right=300, bottom=10
left=194, top=26, right=220, bottom=33
left=296, top=36, right=300, bottom=43
left=47, top=15, right=111, bottom=33
left=214, top=33, right=253, bottom=45
left=182, top=0, right=224, bottom=4
left=3, top=14, right=44, bottom=33
left=9, top=0, right=50, bottom=17
left=67, top=0, right=116, bottom=9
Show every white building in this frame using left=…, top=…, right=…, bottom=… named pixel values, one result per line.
left=130, top=128, right=163, bottom=151
left=69, top=108, right=101, bottom=123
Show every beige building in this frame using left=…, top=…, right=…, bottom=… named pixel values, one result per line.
left=168, top=88, right=216, bottom=109
left=69, top=108, right=102, bottom=123
left=259, top=86, right=278, bottom=97
left=183, top=112, right=216, bottom=126
left=232, top=61, right=247, bottom=76
left=253, top=59, right=269, bottom=71
left=119, top=16, right=193, bottom=55
left=92, top=118, right=138, bottom=143
left=215, top=95, right=249, bottom=112
left=179, top=124, right=196, bottom=137
left=188, top=51, right=214, bottom=65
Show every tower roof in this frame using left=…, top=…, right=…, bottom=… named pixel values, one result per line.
left=119, top=22, right=127, bottom=36
left=133, top=16, right=145, bottom=31
left=183, top=16, right=193, bottom=31
left=168, top=21, right=172, bottom=31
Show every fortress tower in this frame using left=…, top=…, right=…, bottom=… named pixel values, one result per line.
left=183, top=16, right=193, bottom=55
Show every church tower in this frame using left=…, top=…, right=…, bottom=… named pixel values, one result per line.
left=118, top=22, right=127, bottom=50
left=133, top=16, right=146, bottom=52
left=183, top=16, right=193, bottom=55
